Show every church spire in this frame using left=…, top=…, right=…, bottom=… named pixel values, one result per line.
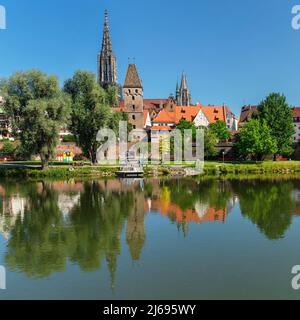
left=98, top=10, right=117, bottom=88
left=176, top=72, right=192, bottom=106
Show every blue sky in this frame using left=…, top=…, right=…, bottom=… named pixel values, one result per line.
left=0, top=0, right=300, bottom=115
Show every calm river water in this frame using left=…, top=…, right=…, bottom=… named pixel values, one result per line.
left=0, top=177, right=300, bottom=299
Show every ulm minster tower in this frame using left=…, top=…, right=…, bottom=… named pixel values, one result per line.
left=98, top=10, right=117, bottom=88
left=97, top=10, right=195, bottom=130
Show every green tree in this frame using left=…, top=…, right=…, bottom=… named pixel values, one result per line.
left=257, top=93, right=294, bottom=157
left=176, top=119, right=197, bottom=140
left=64, top=71, right=114, bottom=164
left=2, top=70, right=71, bottom=169
left=204, top=127, right=219, bottom=158
left=1, top=141, right=16, bottom=155
left=235, top=119, right=277, bottom=161
left=210, top=121, right=231, bottom=141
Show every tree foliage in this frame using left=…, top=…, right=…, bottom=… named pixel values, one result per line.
left=210, top=120, right=231, bottom=141
left=234, top=119, right=277, bottom=161
left=64, top=71, right=117, bottom=164
left=2, top=70, right=71, bottom=169
left=257, top=93, right=294, bottom=156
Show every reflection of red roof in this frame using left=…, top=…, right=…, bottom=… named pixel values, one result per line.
left=151, top=199, right=227, bottom=224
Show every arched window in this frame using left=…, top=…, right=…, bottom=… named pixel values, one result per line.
left=132, top=96, right=135, bottom=100
left=132, top=115, right=136, bottom=120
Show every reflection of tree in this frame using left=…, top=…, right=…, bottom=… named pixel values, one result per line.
left=66, top=181, right=133, bottom=288
left=161, top=179, right=232, bottom=212
left=4, top=181, right=134, bottom=286
left=234, top=181, right=293, bottom=240
left=5, top=183, right=67, bottom=278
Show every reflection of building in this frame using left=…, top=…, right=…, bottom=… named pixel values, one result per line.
left=58, top=194, right=80, bottom=218
left=126, top=191, right=146, bottom=261
left=145, top=181, right=228, bottom=225
left=0, top=195, right=27, bottom=239
left=149, top=199, right=227, bottom=224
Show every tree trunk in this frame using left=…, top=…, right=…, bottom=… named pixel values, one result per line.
left=89, top=149, right=97, bottom=166
left=41, top=154, right=50, bottom=170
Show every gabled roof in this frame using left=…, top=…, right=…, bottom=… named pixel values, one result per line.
left=201, top=106, right=227, bottom=123
left=153, top=109, right=176, bottom=123
left=174, top=106, right=202, bottom=123
left=239, top=105, right=258, bottom=123
left=144, top=110, right=151, bottom=128
left=124, top=64, right=143, bottom=88
left=152, top=105, right=229, bottom=125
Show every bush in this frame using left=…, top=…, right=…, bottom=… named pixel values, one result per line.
left=62, top=134, right=76, bottom=143
left=1, top=141, right=16, bottom=155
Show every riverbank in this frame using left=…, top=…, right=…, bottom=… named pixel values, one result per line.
left=1, top=160, right=300, bottom=179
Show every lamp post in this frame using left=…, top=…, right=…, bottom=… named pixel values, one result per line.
left=222, top=151, right=225, bottom=164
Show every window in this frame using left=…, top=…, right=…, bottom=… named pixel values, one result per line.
left=132, top=96, right=135, bottom=100
left=132, top=115, right=136, bottom=120
left=133, top=125, right=136, bottom=129
left=128, top=89, right=131, bottom=94
left=132, top=105, right=135, bottom=110
left=135, top=89, right=138, bottom=93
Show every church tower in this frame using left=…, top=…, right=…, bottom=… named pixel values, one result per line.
left=176, top=73, right=192, bottom=106
left=123, top=64, right=144, bottom=130
left=98, top=10, right=117, bottom=88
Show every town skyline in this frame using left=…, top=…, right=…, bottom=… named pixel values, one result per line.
left=0, top=0, right=300, bottom=114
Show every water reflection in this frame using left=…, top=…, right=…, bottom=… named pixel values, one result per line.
left=0, top=178, right=299, bottom=285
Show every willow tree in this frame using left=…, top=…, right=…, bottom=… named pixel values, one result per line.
left=2, top=70, right=71, bottom=169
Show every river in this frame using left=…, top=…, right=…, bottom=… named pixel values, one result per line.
left=0, top=177, right=300, bottom=299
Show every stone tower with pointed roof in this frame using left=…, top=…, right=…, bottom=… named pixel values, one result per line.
left=123, top=64, right=144, bottom=130
left=176, top=73, right=192, bottom=106
left=98, top=10, right=117, bottom=88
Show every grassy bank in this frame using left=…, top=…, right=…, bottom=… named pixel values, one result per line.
left=1, top=160, right=300, bottom=179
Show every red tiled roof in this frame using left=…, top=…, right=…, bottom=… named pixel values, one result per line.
left=152, top=105, right=229, bottom=125
left=292, top=107, right=300, bottom=117
left=201, top=106, right=227, bottom=123
left=151, top=126, right=174, bottom=131
left=239, top=105, right=258, bottom=123
left=153, top=109, right=176, bottom=123
left=174, top=106, right=202, bottom=123
left=112, top=106, right=125, bottom=112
